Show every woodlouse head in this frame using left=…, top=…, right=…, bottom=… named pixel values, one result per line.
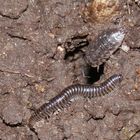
left=107, top=28, right=125, bottom=50
left=111, top=29, right=125, bottom=42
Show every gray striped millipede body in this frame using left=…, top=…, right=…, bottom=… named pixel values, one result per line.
left=28, top=74, right=123, bottom=127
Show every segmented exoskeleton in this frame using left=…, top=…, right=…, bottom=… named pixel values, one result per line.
left=28, top=74, right=123, bottom=127
left=85, top=28, right=125, bottom=67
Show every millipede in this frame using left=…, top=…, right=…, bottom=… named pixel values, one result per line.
left=85, top=28, right=125, bottom=67
left=28, top=74, right=123, bottom=127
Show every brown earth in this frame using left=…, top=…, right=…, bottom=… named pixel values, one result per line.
left=0, top=0, right=140, bottom=140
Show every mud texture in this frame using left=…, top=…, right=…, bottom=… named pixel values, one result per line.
left=0, top=0, right=140, bottom=140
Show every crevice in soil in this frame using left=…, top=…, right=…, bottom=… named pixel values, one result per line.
left=130, top=129, right=140, bottom=140
left=7, top=32, right=31, bottom=41
left=85, top=64, right=104, bottom=84
left=0, top=4, right=28, bottom=20
left=1, top=115, right=41, bottom=140
left=0, top=116, right=24, bottom=128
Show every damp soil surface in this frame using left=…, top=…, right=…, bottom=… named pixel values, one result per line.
left=0, top=0, right=140, bottom=140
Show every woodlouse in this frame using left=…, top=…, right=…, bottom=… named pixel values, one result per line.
left=85, top=28, right=125, bottom=67
left=28, top=74, right=123, bottom=127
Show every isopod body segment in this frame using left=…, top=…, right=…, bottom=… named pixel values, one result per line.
left=85, top=28, right=125, bottom=67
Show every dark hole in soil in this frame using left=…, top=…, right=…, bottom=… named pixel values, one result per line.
left=85, top=64, right=104, bottom=84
